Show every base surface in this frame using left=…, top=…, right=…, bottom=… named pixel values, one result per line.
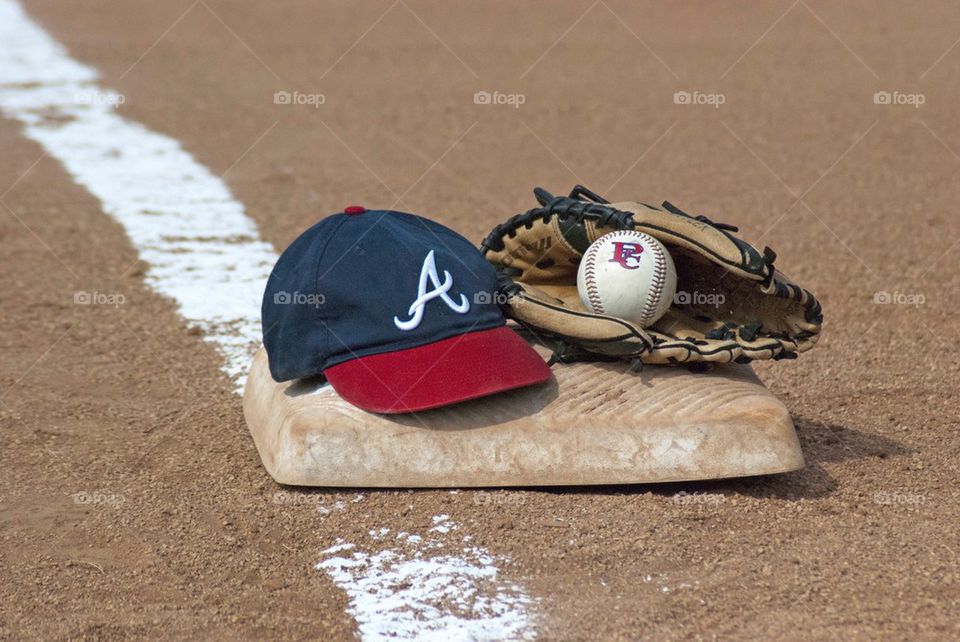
left=243, top=344, right=804, bottom=487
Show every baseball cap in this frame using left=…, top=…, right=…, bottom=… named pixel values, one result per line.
left=261, top=206, right=550, bottom=413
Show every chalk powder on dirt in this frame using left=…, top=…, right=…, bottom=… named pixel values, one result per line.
left=319, top=515, right=537, bottom=641
left=0, top=1, right=538, bottom=638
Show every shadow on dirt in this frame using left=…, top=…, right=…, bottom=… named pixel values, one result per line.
left=520, top=416, right=913, bottom=501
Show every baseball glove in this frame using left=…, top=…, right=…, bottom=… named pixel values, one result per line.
left=479, top=185, right=822, bottom=367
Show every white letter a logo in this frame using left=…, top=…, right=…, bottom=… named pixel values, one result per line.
left=394, top=250, right=470, bottom=331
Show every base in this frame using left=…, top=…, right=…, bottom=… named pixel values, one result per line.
left=242, top=345, right=803, bottom=487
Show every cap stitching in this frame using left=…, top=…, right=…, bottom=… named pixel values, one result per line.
left=312, top=215, right=352, bottom=362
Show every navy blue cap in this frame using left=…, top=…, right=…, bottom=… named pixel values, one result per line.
left=261, top=208, right=550, bottom=413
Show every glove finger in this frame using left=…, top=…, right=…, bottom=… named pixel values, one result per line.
left=644, top=328, right=742, bottom=364
left=504, top=284, right=653, bottom=357
left=734, top=331, right=784, bottom=360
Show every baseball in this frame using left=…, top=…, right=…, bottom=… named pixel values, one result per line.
left=577, top=231, right=677, bottom=327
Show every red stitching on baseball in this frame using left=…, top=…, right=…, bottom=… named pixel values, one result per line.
left=639, top=237, right=668, bottom=326
left=584, top=232, right=669, bottom=323
left=583, top=241, right=605, bottom=314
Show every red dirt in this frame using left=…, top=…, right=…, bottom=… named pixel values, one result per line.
left=2, top=1, right=959, bottom=639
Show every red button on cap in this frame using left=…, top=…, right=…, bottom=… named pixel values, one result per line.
left=344, top=205, right=366, bottom=215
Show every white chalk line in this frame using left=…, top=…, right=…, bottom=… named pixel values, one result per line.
left=0, top=2, right=537, bottom=639
left=319, top=514, right=537, bottom=641
left=0, top=0, right=273, bottom=387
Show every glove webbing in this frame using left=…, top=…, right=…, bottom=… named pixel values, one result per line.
left=480, top=192, right=635, bottom=254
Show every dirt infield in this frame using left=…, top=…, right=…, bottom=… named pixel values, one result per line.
left=2, top=1, right=959, bottom=639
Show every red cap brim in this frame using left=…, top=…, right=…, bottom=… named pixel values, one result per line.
left=323, top=326, right=551, bottom=414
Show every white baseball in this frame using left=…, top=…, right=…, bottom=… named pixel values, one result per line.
left=577, top=231, right=677, bottom=328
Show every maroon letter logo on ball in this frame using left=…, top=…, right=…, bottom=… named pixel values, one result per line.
left=609, top=242, right=644, bottom=269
